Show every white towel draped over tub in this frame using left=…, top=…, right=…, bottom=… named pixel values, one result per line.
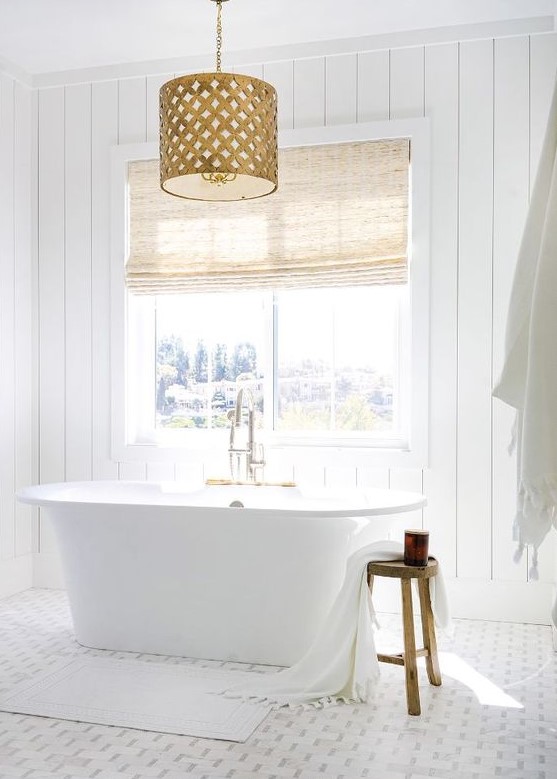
left=492, top=75, right=557, bottom=628
left=223, top=540, right=450, bottom=708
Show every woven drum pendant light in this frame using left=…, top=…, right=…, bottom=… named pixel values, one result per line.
left=159, top=0, right=278, bottom=202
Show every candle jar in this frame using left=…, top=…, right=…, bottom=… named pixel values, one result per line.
left=404, top=529, right=430, bottom=567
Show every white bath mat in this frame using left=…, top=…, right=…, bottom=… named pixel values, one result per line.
left=0, top=658, right=270, bottom=742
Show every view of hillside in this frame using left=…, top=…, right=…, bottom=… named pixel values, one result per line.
left=156, top=335, right=394, bottom=433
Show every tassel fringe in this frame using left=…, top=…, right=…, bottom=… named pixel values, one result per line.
left=528, top=548, right=539, bottom=581
left=513, top=542, right=525, bottom=564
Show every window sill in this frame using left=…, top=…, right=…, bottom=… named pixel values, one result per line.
left=112, top=438, right=427, bottom=470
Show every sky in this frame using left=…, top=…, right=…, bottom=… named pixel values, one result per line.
left=155, top=286, right=401, bottom=375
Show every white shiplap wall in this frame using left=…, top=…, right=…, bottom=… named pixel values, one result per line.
left=0, top=72, right=36, bottom=597
left=34, top=32, right=557, bottom=621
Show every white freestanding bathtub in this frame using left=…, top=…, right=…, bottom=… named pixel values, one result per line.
left=17, top=481, right=425, bottom=666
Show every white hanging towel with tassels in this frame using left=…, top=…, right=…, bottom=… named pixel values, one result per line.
left=492, top=74, right=557, bottom=626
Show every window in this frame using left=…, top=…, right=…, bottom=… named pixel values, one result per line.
left=274, top=286, right=403, bottom=439
left=154, top=291, right=267, bottom=434
left=129, top=282, right=405, bottom=443
left=111, top=120, right=429, bottom=466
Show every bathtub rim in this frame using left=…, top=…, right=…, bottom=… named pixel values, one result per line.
left=16, top=480, right=427, bottom=518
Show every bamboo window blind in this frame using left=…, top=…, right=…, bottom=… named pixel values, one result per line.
left=126, top=139, right=410, bottom=294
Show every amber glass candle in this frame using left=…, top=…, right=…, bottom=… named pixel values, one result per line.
left=404, top=529, right=430, bottom=567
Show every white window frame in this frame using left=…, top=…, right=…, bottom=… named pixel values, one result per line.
left=110, top=119, right=430, bottom=468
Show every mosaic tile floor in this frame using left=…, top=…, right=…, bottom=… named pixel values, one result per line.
left=0, top=589, right=556, bottom=779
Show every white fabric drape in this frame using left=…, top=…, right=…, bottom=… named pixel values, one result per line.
left=126, top=140, right=409, bottom=294
left=222, top=541, right=451, bottom=708
left=492, top=75, right=557, bottom=626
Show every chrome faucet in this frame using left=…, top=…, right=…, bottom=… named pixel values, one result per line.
left=228, top=387, right=265, bottom=483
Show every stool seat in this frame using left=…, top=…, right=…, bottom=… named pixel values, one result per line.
left=367, top=558, right=438, bottom=579
left=367, top=556, right=441, bottom=716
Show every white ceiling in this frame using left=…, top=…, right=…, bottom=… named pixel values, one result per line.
left=0, top=0, right=554, bottom=77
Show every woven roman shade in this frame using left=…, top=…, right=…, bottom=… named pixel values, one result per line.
left=126, top=139, right=409, bottom=294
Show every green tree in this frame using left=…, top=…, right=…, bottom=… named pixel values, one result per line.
left=278, top=403, right=330, bottom=431
left=212, top=389, right=226, bottom=408
left=336, top=395, right=377, bottom=431
left=212, top=343, right=228, bottom=381
left=194, top=340, right=208, bottom=383
left=155, top=364, right=178, bottom=412
left=229, top=342, right=257, bottom=379
left=336, top=376, right=353, bottom=400
left=157, top=335, right=189, bottom=385
left=156, top=377, right=167, bottom=412
left=163, top=416, right=195, bottom=429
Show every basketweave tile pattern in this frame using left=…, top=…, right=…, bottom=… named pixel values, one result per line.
left=0, top=589, right=556, bottom=779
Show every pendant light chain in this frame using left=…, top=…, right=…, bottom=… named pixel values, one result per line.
left=215, top=0, right=223, bottom=73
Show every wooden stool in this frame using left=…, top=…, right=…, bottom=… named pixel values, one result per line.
left=367, top=558, right=442, bottom=716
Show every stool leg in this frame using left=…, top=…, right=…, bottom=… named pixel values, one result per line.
left=418, top=578, right=442, bottom=686
left=401, top=579, right=420, bottom=716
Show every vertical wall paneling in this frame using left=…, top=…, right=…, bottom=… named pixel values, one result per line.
left=107, top=76, right=150, bottom=494
left=264, top=451, right=295, bottom=485
left=0, top=74, right=16, bottom=561
left=263, top=60, right=294, bottom=131
left=13, top=81, right=34, bottom=557
left=235, top=64, right=263, bottom=79
left=117, top=77, right=147, bottom=144
left=293, top=464, right=325, bottom=489
left=356, top=467, right=390, bottom=489
left=146, top=462, right=176, bottom=483
left=293, top=58, right=325, bottom=129
left=38, top=87, right=66, bottom=554
left=325, top=466, right=357, bottom=489
left=0, top=72, right=34, bottom=591
left=528, top=33, right=557, bottom=581
left=422, top=43, right=460, bottom=576
left=357, top=50, right=390, bottom=122
left=146, top=74, right=173, bottom=143
left=389, top=468, right=423, bottom=536
left=64, top=84, right=92, bottom=483
left=174, top=462, right=204, bottom=486
left=118, top=461, right=147, bottom=481
left=355, top=50, right=391, bottom=492
left=491, top=37, right=530, bottom=582
left=31, top=32, right=557, bottom=618
left=325, top=54, right=357, bottom=125
left=457, top=39, right=494, bottom=579
left=91, top=81, right=119, bottom=481
left=529, top=33, right=557, bottom=192
left=389, top=46, right=425, bottom=119
left=387, top=45, right=426, bottom=525
left=29, top=87, right=40, bottom=558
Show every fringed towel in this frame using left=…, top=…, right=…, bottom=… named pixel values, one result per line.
left=223, top=540, right=451, bottom=708
left=492, top=75, right=557, bottom=626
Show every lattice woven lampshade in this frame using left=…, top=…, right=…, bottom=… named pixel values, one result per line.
left=159, top=0, right=278, bottom=202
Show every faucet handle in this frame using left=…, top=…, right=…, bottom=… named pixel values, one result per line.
left=252, top=442, right=266, bottom=466
left=250, top=443, right=265, bottom=483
